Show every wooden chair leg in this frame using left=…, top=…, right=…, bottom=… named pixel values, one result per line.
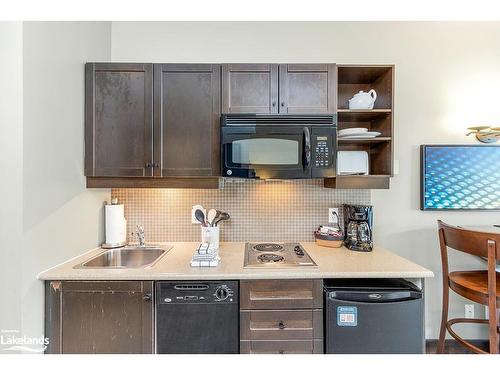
left=487, top=241, right=498, bottom=354
left=437, top=286, right=449, bottom=354
left=488, top=309, right=499, bottom=354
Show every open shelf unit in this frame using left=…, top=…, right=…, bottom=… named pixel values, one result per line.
left=326, top=65, right=395, bottom=189
left=324, top=175, right=391, bottom=189
left=337, top=109, right=392, bottom=121
left=338, top=137, right=391, bottom=145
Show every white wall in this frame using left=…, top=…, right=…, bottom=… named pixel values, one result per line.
left=111, top=21, right=500, bottom=339
left=20, top=22, right=111, bottom=344
left=0, top=22, right=23, bottom=345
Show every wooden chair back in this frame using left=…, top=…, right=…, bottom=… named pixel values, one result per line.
left=437, top=221, right=499, bottom=354
left=438, top=220, right=500, bottom=261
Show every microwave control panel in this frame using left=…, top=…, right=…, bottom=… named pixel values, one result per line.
left=311, top=127, right=336, bottom=178
left=314, top=136, right=331, bottom=168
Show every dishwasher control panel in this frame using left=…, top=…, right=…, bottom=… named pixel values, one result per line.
left=156, top=281, right=238, bottom=304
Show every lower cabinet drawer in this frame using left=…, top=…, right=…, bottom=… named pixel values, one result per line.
left=240, top=279, right=323, bottom=309
left=240, top=340, right=323, bottom=354
left=240, top=309, right=323, bottom=340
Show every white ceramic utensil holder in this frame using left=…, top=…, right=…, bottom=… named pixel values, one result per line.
left=201, top=226, right=220, bottom=249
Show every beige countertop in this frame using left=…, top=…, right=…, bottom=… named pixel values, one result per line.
left=38, top=242, right=434, bottom=281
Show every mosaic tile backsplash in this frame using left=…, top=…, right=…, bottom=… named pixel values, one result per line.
left=112, top=179, right=370, bottom=242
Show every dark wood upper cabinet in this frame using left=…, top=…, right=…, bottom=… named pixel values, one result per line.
left=222, top=64, right=336, bottom=115
left=154, top=64, right=221, bottom=177
left=279, top=64, right=336, bottom=113
left=83, top=62, right=392, bottom=189
left=222, top=64, right=279, bottom=113
left=85, top=63, right=153, bottom=177
left=45, top=281, right=154, bottom=354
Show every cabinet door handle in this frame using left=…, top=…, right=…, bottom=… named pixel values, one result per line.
left=145, top=162, right=152, bottom=168
left=278, top=320, right=286, bottom=330
left=278, top=350, right=285, bottom=354
left=272, top=101, right=276, bottom=107
left=280, top=102, right=285, bottom=107
left=143, top=293, right=152, bottom=301
left=153, top=163, right=160, bottom=168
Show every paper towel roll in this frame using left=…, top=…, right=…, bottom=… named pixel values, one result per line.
left=105, top=204, right=127, bottom=245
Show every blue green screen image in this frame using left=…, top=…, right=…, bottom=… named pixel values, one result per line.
left=422, top=145, right=500, bottom=210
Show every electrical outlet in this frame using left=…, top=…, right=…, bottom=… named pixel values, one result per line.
left=465, top=304, right=474, bottom=318
left=191, top=205, right=205, bottom=224
left=328, top=208, right=339, bottom=224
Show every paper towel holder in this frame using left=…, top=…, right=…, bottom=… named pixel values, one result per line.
left=102, top=198, right=128, bottom=249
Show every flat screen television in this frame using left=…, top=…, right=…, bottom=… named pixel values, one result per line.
left=420, top=145, right=500, bottom=210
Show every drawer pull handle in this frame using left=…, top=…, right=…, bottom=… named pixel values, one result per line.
left=278, top=321, right=286, bottom=330
left=279, top=350, right=285, bottom=354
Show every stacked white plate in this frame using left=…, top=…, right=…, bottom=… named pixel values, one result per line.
left=338, top=127, right=381, bottom=139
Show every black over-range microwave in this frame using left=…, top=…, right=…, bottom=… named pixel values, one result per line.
left=221, top=114, right=337, bottom=179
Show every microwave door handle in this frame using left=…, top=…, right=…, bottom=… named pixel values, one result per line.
left=303, top=127, right=311, bottom=169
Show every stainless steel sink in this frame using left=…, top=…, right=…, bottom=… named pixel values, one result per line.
left=75, top=245, right=172, bottom=269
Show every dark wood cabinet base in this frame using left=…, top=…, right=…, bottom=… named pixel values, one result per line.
left=86, top=176, right=221, bottom=189
left=240, top=279, right=323, bottom=354
left=45, top=281, right=154, bottom=354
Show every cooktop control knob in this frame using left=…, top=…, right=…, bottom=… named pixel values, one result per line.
left=294, top=245, right=305, bottom=257
left=215, top=286, right=230, bottom=301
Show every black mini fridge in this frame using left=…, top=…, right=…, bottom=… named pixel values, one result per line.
left=324, top=279, right=424, bottom=354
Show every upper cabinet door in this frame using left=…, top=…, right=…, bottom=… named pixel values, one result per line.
left=85, top=63, right=153, bottom=177
left=279, top=64, right=336, bottom=113
left=222, top=64, right=279, bottom=113
left=154, top=64, right=221, bottom=177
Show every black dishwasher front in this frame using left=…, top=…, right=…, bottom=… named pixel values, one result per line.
left=325, top=279, right=424, bottom=354
left=156, top=281, right=239, bottom=354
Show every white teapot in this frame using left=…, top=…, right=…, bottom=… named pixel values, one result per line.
left=348, top=89, right=377, bottom=109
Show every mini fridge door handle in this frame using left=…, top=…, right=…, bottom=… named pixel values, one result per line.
left=328, top=290, right=421, bottom=303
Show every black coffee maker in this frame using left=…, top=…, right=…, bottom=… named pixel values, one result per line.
left=343, top=205, right=373, bottom=252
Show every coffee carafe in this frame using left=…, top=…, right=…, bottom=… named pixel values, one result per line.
left=343, top=205, right=373, bottom=252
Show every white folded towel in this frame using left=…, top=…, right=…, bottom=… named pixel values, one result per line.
left=190, top=243, right=220, bottom=267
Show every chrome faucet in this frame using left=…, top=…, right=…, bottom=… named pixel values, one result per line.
left=133, top=225, right=146, bottom=247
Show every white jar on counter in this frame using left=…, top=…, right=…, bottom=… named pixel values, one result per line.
left=201, top=226, right=220, bottom=249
